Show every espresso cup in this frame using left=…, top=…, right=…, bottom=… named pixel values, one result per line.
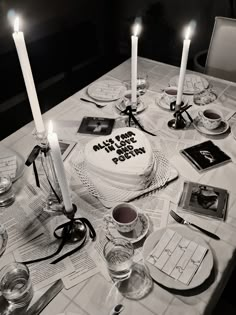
left=198, top=109, right=222, bottom=130
left=111, top=203, right=138, bottom=233
left=163, top=87, right=178, bottom=109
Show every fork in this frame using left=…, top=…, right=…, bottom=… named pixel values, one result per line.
left=80, top=97, right=104, bottom=108
left=170, top=210, right=220, bottom=240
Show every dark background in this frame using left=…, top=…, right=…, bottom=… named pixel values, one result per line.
left=0, top=0, right=235, bottom=140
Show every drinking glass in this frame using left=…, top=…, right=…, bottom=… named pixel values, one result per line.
left=0, top=262, right=33, bottom=308
left=0, top=175, right=15, bottom=207
left=103, top=238, right=134, bottom=281
left=193, top=83, right=217, bottom=106
left=123, top=74, right=149, bottom=95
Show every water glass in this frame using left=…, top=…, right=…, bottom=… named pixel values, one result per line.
left=0, top=262, right=33, bottom=308
left=193, top=83, right=217, bottom=106
left=0, top=175, right=15, bottom=207
left=123, top=74, right=149, bottom=95
left=103, top=238, right=134, bottom=281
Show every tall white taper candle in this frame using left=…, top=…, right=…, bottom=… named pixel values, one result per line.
left=131, top=23, right=141, bottom=104
left=176, top=26, right=191, bottom=108
left=48, top=121, right=73, bottom=213
left=12, top=17, right=45, bottom=134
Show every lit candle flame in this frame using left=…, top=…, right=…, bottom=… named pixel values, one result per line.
left=14, top=16, right=20, bottom=32
left=133, top=23, right=141, bottom=37
left=185, top=26, right=191, bottom=40
left=48, top=120, right=53, bottom=134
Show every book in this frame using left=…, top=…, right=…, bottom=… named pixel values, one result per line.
left=58, top=140, right=76, bottom=161
left=78, top=116, right=115, bottom=135
left=180, top=140, right=231, bottom=172
left=178, top=181, right=228, bottom=220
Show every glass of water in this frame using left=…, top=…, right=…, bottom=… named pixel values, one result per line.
left=103, top=238, right=134, bottom=281
left=123, top=74, right=149, bottom=96
left=0, top=262, right=33, bottom=308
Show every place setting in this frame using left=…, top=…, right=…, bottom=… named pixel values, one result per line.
left=193, top=108, right=230, bottom=136
left=103, top=203, right=150, bottom=244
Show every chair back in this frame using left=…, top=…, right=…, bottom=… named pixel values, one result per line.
left=205, top=16, right=236, bottom=82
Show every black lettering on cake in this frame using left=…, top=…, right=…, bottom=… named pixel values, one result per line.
left=139, top=147, right=146, bottom=153
left=115, top=135, right=120, bottom=142
left=118, top=156, right=125, bottom=162
left=116, top=149, right=123, bottom=155
left=112, top=157, right=118, bottom=164
left=129, top=151, right=136, bottom=157
left=124, top=153, right=131, bottom=159
left=98, top=143, right=105, bottom=149
left=127, top=145, right=134, bottom=151
left=108, top=145, right=115, bottom=152
left=130, top=137, right=137, bottom=143
left=105, top=147, right=109, bottom=153
left=120, top=141, right=126, bottom=147
left=115, top=143, right=122, bottom=148
left=109, top=138, right=114, bottom=144
left=127, top=131, right=135, bottom=137
left=93, top=145, right=100, bottom=152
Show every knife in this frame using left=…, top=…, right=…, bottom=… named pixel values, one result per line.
left=26, top=279, right=63, bottom=315
left=170, top=210, right=220, bottom=240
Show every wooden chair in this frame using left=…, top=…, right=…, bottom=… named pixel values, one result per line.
left=205, top=16, right=236, bottom=82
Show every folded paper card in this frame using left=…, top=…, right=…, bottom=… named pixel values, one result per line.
left=147, top=229, right=208, bottom=285
left=0, top=155, right=17, bottom=179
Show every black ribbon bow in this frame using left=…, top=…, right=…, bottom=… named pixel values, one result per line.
left=25, top=145, right=42, bottom=187
left=22, top=217, right=96, bottom=265
left=121, top=105, right=156, bottom=136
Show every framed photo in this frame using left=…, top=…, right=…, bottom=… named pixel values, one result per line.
left=78, top=116, right=115, bottom=135
left=58, top=140, right=77, bottom=161
left=180, top=140, right=231, bottom=172
left=179, top=181, right=228, bottom=220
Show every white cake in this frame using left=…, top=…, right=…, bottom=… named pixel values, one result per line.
left=84, top=127, right=156, bottom=190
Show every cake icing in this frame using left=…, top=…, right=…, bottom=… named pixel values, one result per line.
left=84, top=127, right=156, bottom=190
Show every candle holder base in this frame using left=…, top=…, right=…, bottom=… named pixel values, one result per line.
left=63, top=204, right=86, bottom=243
left=168, top=118, right=187, bottom=130
left=167, top=101, right=192, bottom=130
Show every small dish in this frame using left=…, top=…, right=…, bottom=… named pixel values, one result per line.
left=156, top=94, right=188, bottom=111
left=142, top=225, right=214, bottom=290
left=115, top=98, right=147, bottom=114
left=87, top=80, right=126, bottom=102
left=193, top=116, right=230, bottom=135
left=169, top=74, right=209, bottom=95
left=104, top=213, right=149, bottom=244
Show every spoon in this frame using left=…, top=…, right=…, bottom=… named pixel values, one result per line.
left=80, top=97, right=104, bottom=108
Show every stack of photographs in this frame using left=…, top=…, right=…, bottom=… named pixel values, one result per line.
left=179, top=181, right=228, bottom=220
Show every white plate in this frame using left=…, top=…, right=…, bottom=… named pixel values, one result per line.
left=0, top=145, right=25, bottom=182
left=115, top=98, right=147, bottom=114
left=193, top=117, right=230, bottom=135
left=156, top=94, right=188, bottom=111
left=169, top=74, right=209, bottom=94
left=104, top=213, right=149, bottom=244
left=87, top=80, right=126, bottom=102
left=142, top=225, right=214, bottom=290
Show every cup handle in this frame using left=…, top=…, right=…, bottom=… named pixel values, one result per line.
left=198, top=111, right=204, bottom=118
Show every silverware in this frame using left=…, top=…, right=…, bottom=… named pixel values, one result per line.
left=170, top=210, right=220, bottom=240
left=80, top=97, right=104, bottom=108
left=109, top=304, right=124, bottom=315
left=26, top=279, right=63, bottom=315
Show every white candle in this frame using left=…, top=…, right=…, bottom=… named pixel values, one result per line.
left=176, top=26, right=191, bottom=107
left=131, top=23, right=141, bottom=104
left=12, top=17, right=45, bottom=134
left=48, top=121, right=73, bottom=213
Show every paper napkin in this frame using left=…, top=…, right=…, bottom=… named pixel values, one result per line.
left=147, top=229, right=208, bottom=285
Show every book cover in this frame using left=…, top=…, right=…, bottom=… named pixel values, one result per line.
left=78, top=116, right=115, bottom=135
left=179, top=181, right=228, bottom=220
left=180, top=140, right=231, bottom=172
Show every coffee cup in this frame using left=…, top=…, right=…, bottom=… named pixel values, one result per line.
left=111, top=203, right=138, bottom=233
left=163, top=87, right=178, bottom=110
left=198, top=109, right=222, bottom=130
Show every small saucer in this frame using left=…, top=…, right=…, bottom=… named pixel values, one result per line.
left=115, top=99, right=147, bottom=114
left=193, top=116, right=230, bottom=135
left=104, top=213, right=149, bottom=244
left=156, top=94, right=188, bottom=111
